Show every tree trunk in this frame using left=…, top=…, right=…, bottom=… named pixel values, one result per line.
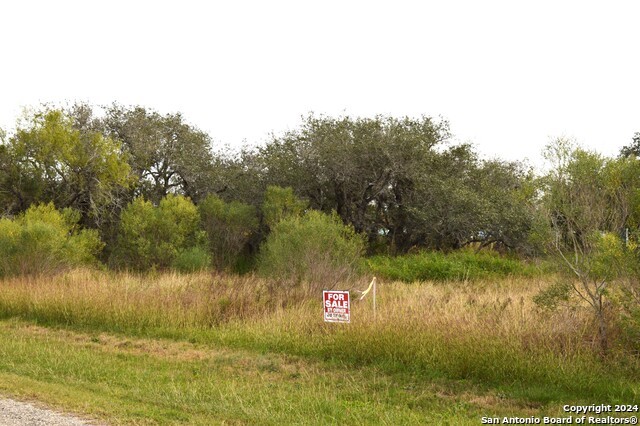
left=596, top=296, right=608, bottom=357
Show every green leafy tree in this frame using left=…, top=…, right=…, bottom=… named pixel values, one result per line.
left=250, top=114, right=534, bottom=253
left=255, top=115, right=448, bottom=241
left=100, top=105, right=216, bottom=204
left=1, top=109, right=132, bottom=229
left=377, top=144, right=537, bottom=252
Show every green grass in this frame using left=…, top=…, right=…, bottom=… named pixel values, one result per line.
left=364, top=250, right=549, bottom=282
left=0, top=318, right=530, bottom=425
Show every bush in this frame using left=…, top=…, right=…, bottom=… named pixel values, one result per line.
left=0, top=203, right=103, bottom=277
left=172, top=247, right=211, bottom=273
left=199, top=194, right=258, bottom=271
left=257, top=210, right=365, bottom=289
left=113, top=194, right=202, bottom=270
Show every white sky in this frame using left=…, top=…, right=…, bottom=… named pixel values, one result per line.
left=1, top=0, right=638, bottom=169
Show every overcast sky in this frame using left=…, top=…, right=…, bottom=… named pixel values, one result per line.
left=1, top=0, right=638, bottom=169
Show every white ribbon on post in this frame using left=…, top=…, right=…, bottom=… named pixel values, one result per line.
left=358, top=277, right=377, bottom=320
left=359, top=276, right=376, bottom=300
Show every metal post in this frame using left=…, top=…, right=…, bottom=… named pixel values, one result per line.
left=373, top=277, right=377, bottom=321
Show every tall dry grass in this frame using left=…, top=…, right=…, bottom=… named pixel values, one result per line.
left=215, top=276, right=638, bottom=400
left=236, top=275, right=593, bottom=353
left=0, top=269, right=303, bottom=333
left=0, top=270, right=605, bottom=354
left=0, top=270, right=636, bottom=400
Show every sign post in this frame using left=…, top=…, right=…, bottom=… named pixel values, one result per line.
left=323, top=290, right=350, bottom=323
left=358, top=277, right=377, bottom=321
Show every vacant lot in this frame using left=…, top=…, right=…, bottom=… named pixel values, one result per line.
left=0, top=270, right=637, bottom=424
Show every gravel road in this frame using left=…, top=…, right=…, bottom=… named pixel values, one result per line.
left=0, top=398, right=94, bottom=426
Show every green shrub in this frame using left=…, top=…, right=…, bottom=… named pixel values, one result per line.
left=257, top=210, right=365, bottom=289
left=365, top=249, right=540, bottom=282
left=172, top=247, right=211, bottom=273
left=113, top=194, right=202, bottom=270
left=533, top=280, right=572, bottom=310
left=0, top=203, right=103, bottom=277
left=199, top=194, right=258, bottom=271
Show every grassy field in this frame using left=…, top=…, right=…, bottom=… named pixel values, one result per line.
left=0, top=270, right=638, bottom=424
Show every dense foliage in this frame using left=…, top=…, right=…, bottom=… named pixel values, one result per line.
left=0, top=105, right=545, bottom=259
left=0, top=203, right=102, bottom=277
left=257, top=210, right=365, bottom=289
left=112, top=194, right=202, bottom=270
left=1, top=105, right=640, bottom=282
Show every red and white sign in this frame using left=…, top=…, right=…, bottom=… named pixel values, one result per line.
left=323, top=290, right=350, bottom=323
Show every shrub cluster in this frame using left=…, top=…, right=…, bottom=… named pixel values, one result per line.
left=0, top=203, right=102, bottom=277
left=0, top=189, right=539, bottom=291
left=257, top=210, right=365, bottom=289
left=112, top=194, right=204, bottom=271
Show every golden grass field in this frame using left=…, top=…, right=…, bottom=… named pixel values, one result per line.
left=0, top=270, right=637, bottom=424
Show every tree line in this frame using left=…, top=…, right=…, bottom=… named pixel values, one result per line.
left=1, top=104, right=639, bottom=265
left=0, top=104, right=546, bottom=259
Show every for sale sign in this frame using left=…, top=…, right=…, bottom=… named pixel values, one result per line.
left=323, top=290, right=350, bottom=323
